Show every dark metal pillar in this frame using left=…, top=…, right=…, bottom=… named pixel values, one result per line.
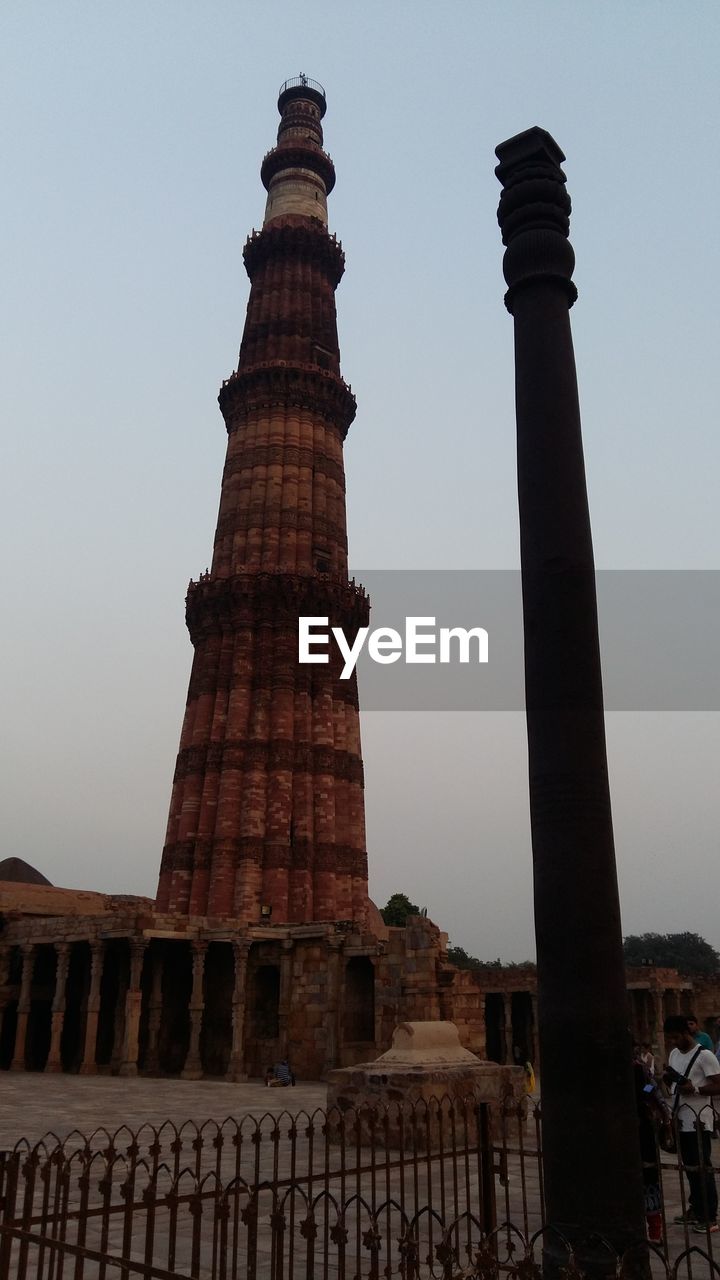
left=495, top=128, right=646, bottom=1270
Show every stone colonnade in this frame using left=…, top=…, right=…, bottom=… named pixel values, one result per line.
left=627, top=984, right=692, bottom=1057
left=0, top=928, right=380, bottom=1079
left=0, top=930, right=706, bottom=1079
left=478, top=989, right=538, bottom=1068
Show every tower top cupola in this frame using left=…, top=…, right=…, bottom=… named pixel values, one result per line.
left=261, top=75, right=335, bottom=227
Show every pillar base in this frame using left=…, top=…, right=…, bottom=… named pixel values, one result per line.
left=181, top=1065, right=203, bottom=1080
left=9, top=1061, right=25, bottom=1072
left=118, top=1063, right=138, bottom=1077
left=45, top=1061, right=63, bottom=1074
left=78, top=1062, right=98, bottom=1075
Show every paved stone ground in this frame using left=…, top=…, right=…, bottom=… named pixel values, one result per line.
left=0, top=1076, right=716, bottom=1277
left=0, top=1073, right=327, bottom=1148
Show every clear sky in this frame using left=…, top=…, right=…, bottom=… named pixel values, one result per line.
left=2, top=2, right=720, bottom=960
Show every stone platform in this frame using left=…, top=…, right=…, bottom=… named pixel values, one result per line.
left=326, top=1020, right=525, bottom=1146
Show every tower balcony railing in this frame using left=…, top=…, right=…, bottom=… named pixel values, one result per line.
left=279, top=75, right=326, bottom=102
left=220, top=359, right=352, bottom=399
left=260, top=144, right=335, bottom=171
left=187, top=570, right=368, bottom=604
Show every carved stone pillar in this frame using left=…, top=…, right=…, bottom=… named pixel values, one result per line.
left=110, top=959, right=128, bottom=1073
left=530, top=994, right=540, bottom=1071
left=182, top=941, right=207, bottom=1079
left=651, top=989, right=665, bottom=1060
left=0, top=945, right=11, bottom=1040
left=45, top=943, right=71, bottom=1072
left=278, top=938, right=294, bottom=1059
left=323, top=938, right=343, bottom=1074
left=79, top=941, right=105, bottom=1074
left=0, top=944, right=10, bottom=994
left=10, top=944, right=35, bottom=1071
left=228, top=940, right=250, bottom=1080
left=119, top=940, right=147, bottom=1076
left=504, top=992, right=515, bottom=1064
left=144, top=948, right=164, bottom=1074
left=666, top=988, right=680, bottom=1016
left=643, top=990, right=653, bottom=1045
left=637, top=990, right=646, bottom=1044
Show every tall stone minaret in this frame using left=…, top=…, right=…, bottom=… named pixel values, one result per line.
left=157, top=77, right=369, bottom=926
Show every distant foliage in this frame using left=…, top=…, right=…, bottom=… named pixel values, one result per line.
left=446, top=945, right=535, bottom=971
left=623, top=932, right=720, bottom=976
left=380, top=893, right=423, bottom=926
left=447, top=945, right=484, bottom=970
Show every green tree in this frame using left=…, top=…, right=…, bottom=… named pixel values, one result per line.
left=446, top=946, right=536, bottom=971
left=381, top=893, right=422, bottom=926
left=446, top=945, right=484, bottom=970
left=623, top=932, right=720, bottom=976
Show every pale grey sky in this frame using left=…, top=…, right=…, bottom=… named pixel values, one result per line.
left=2, top=2, right=720, bottom=959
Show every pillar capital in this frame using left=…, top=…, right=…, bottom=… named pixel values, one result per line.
left=128, top=938, right=147, bottom=989
left=232, top=938, right=251, bottom=963
left=495, top=127, right=577, bottom=313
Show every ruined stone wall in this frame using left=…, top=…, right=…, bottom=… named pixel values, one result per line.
left=287, top=939, right=335, bottom=1078
left=439, top=970, right=486, bottom=1058
left=373, top=920, right=443, bottom=1055
left=686, top=975, right=720, bottom=1032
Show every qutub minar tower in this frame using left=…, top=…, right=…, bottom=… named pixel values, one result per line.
left=157, top=75, right=370, bottom=927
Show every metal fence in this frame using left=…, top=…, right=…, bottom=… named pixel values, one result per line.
left=0, top=1096, right=719, bottom=1279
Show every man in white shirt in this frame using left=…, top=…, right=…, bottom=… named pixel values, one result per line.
left=664, top=1014, right=720, bottom=1232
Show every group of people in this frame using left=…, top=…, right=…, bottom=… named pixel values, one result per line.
left=635, top=1013, right=720, bottom=1240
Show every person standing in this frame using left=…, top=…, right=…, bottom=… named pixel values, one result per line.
left=664, top=1014, right=720, bottom=1233
left=633, top=1048, right=667, bottom=1241
left=640, top=1043, right=656, bottom=1078
left=688, top=1015, right=715, bottom=1053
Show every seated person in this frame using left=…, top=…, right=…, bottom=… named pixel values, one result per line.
left=265, top=1058, right=295, bottom=1087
